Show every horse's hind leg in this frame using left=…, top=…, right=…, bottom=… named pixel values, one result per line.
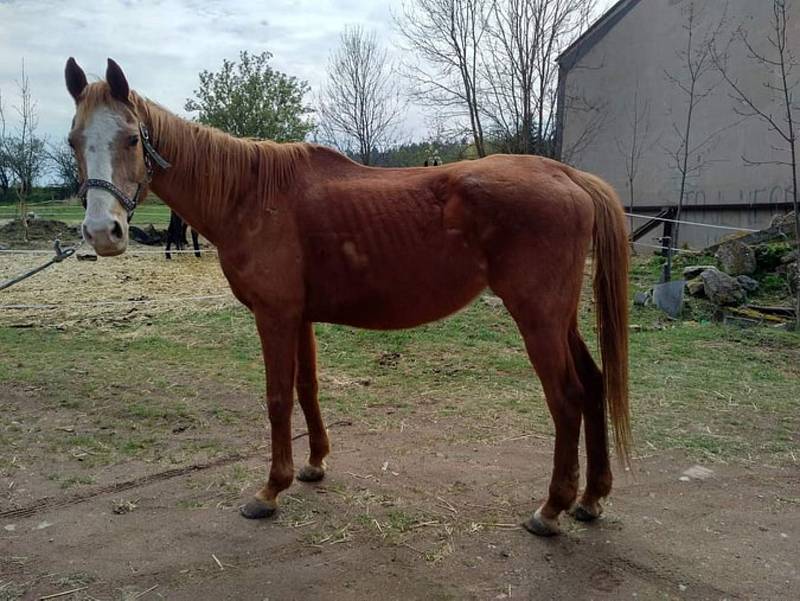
left=295, top=321, right=330, bottom=482
left=513, top=318, right=584, bottom=536
left=570, top=332, right=612, bottom=521
left=488, top=241, right=587, bottom=536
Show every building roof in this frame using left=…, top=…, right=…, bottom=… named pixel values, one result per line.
left=557, top=0, right=643, bottom=70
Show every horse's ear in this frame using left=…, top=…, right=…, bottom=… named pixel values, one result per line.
left=65, top=57, right=87, bottom=103
left=106, top=58, right=130, bottom=104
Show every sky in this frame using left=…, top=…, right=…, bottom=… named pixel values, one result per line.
left=0, top=0, right=617, bottom=151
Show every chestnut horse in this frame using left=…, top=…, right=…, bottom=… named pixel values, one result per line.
left=64, top=58, right=630, bottom=536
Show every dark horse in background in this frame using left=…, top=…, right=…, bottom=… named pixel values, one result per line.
left=65, top=58, right=631, bottom=537
left=165, top=210, right=200, bottom=259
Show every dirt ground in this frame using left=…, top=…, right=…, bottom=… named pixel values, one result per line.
left=1, top=246, right=799, bottom=600
left=1, top=386, right=798, bottom=601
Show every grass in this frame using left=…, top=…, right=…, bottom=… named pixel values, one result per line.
left=0, top=196, right=172, bottom=227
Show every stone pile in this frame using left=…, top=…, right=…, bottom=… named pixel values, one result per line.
left=683, top=212, right=798, bottom=307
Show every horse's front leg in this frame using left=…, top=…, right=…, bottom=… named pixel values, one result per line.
left=295, top=321, right=330, bottom=482
left=240, top=310, right=300, bottom=519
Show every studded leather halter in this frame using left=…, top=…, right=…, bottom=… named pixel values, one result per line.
left=78, top=122, right=171, bottom=221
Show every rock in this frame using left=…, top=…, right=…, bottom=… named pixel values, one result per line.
left=482, top=295, right=503, bottom=308
left=736, top=275, right=759, bottom=292
left=685, top=278, right=705, bottom=296
left=755, top=243, right=794, bottom=271
left=708, top=211, right=797, bottom=251
left=769, top=211, right=797, bottom=232
left=775, top=260, right=800, bottom=292
left=786, top=261, right=800, bottom=293
left=701, top=269, right=746, bottom=306
left=716, top=240, right=756, bottom=275
left=682, top=465, right=714, bottom=480
left=780, top=249, right=799, bottom=264
left=682, top=265, right=716, bottom=280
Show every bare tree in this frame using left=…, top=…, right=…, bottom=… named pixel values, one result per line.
left=0, top=90, right=11, bottom=197
left=711, top=0, right=799, bottom=329
left=318, top=26, right=404, bottom=165
left=0, top=61, right=48, bottom=240
left=663, top=2, right=725, bottom=249
left=559, top=87, right=608, bottom=164
left=396, top=0, right=492, bottom=157
left=483, top=0, right=595, bottom=155
left=48, top=139, right=80, bottom=197
left=614, top=86, right=652, bottom=232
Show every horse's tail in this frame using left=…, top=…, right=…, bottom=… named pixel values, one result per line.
left=568, top=168, right=632, bottom=467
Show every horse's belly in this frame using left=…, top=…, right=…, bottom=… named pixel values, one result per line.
left=304, top=238, right=488, bottom=329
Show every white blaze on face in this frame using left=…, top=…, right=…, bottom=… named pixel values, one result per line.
left=82, top=106, right=125, bottom=221
left=80, top=106, right=131, bottom=255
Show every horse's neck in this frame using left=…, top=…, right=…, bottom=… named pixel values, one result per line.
left=142, top=103, right=226, bottom=246
left=139, top=98, right=312, bottom=247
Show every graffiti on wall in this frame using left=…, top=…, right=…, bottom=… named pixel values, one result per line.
left=682, top=183, right=794, bottom=206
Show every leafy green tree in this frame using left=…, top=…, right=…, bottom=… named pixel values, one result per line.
left=185, top=51, right=314, bottom=141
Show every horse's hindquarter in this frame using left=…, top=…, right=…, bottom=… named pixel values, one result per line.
left=297, top=167, right=489, bottom=329
left=453, top=155, right=596, bottom=300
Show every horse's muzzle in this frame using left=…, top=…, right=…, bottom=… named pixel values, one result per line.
left=82, top=216, right=127, bottom=256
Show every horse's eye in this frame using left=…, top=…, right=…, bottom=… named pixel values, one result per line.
left=128, top=135, right=139, bottom=147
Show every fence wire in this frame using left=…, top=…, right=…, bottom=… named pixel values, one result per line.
left=624, top=211, right=761, bottom=233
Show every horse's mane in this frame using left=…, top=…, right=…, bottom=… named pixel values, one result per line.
left=76, top=82, right=310, bottom=216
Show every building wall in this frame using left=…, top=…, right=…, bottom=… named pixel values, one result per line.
left=559, top=0, right=799, bottom=248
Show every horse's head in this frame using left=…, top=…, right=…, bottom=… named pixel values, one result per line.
left=65, top=58, right=151, bottom=256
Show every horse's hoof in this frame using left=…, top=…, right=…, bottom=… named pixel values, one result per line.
left=523, top=508, right=560, bottom=537
left=571, top=503, right=602, bottom=522
left=239, top=497, right=277, bottom=519
left=297, top=464, right=325, bottom=482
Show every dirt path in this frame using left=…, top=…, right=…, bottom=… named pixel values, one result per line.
left=2, top=408, right=798, bottom=601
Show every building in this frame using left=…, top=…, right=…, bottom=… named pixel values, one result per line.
left=556, top=0, right=799, bottom=248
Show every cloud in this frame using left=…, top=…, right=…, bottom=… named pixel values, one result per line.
left=0, top=0, right=408, bottom=143
left=1, top=0, right=616, bottom=154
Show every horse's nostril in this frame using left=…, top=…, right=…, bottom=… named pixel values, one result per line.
left=111, top=220, right=123, bottom=240
left=82, top=224, right=94, bottom=242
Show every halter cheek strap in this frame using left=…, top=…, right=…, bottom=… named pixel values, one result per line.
left=78, top=122, right=171, bottom=222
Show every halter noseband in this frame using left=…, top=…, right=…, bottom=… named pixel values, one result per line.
left=78, top=122, right=171, bottom=221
